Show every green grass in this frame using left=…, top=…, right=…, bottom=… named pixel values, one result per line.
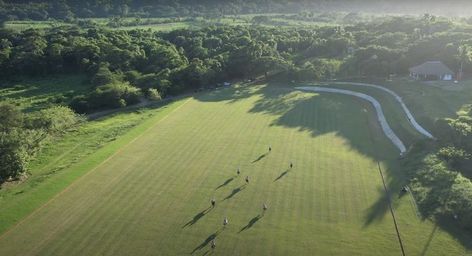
left=4, top=20, right=72, bottom=31
left=0, top=83, right=469, bottom=255
left=383, top=78, right=472, bottom=130
left=113, top=22, right=192, bottom=31
left=0, top=98, right=189, bottom=235
left=4, top=14, right=336, bottom=33
left=305, top=82, right=425, bottom=147
left=0, top=75, right=92, bottom=112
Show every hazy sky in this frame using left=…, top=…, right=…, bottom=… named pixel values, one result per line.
left=305, top=0, right=472, bottom=16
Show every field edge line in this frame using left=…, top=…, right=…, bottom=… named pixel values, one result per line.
left=0, top=98, right=191, bottom=239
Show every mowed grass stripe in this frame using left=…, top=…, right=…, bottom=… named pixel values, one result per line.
left=89, top=98, right=235, bottom=255
left=151, top=98, right=253, bottom=254
left=0, top=98, right=190, bottom=236
left=42, top=155, right=156, bottom=255
left=0, top=99, right=192, bottom=250
left=43, top=128, right=192, bottom=253
left=85, top=95, right=251, bottom=255
left=33, top=98, right=204, bottom=255
left=51, top=120, right=201, bottom=255
left=0, top=85, right=468, bottom=255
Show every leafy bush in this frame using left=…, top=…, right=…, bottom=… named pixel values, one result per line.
left=0, top=103, right=83, bottom=182
left=86, top=82, right=142, bottom=110
left=0, top=103, right=23, bottom=132
left=69, top=95, right=90, bottom=114
left=146, top=88, right=162, bottom=101
left=26, top=106, right=83, bottom=134
left=91, top=62, right=118, bottom=87
left=446, top=176, right=472, bottom=229
left=437, top=146, right=470, bottom=167
left=0, top=129, right=45, bottom=182
left=70, top=82, right=142, bottom=113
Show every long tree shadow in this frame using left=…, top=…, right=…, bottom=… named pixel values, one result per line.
left=215, top=177, right=234, bottom=190
left=193, top=82, right=472, bottom=248
left=363, top=163, right=405, bottom=228
left=435, top=216, right=472, bottom=250
left=274, top=169, right=289, bottom=182
left=223, top=185, right=246, bottom=201
left=363, top=187, right=391, bottom=227
left=420, top=224, right=438, bottom=256
left=239, top=214, right=262, bottom=233
left=251, top=153, right=267, bottom=163
left=192, top=81, right=267, bottom=104
left=182, top=207, right=212, bottom=228
left=191, top=232, right=218, bottom=254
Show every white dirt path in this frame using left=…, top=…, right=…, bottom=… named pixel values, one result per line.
left=296, top=86, right=407, bottom=155
left=332, top=82, right=435, bottom=139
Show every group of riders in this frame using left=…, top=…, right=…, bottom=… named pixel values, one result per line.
left=209, top=145, right=293, bottom=251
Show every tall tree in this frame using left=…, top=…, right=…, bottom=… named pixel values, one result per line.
left=456, top=44, right=471, bottom=81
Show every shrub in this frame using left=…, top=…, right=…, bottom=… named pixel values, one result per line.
left=88, top=82, right=142, bottom=110
left=146, top=88, right=162, bottom=101
left=438, top=146, right=470, bottom=166
left=0, top=102, right=23, bottom=132
left=91, top=62, right=118, bottom=87
left=0, top=129, right=45, bottom=182
left=124, top=70, right=142, bottom=85
left=69, top=95, right=90, bottom=114
left=445, top=176, right=472, bottom=230
left=26, top=106, right=83, bottom=134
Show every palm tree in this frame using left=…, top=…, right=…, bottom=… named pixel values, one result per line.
left=457, top=44, right=471, bottom=81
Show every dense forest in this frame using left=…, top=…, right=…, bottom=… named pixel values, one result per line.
left=2, top=0, right=472, bottom=22
left=1, top=3, right=472, bottom=235
left=1, top=15, right=472, bottom=113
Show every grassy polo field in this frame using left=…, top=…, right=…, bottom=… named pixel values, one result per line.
left=0, top=83, right=468, bottom=255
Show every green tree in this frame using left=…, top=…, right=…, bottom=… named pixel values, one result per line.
left=0, top=103, right=23, bottom=133
left=92, top=62, right=118, bottom=86
left=456, top=44, right=471, bottom=81
left=446, top=176, right=472, bottom=229
left=89, top=82, right=141, bottom=109
left=26, top=106, right=82, bottom=134
left=0, top=129, right=44, bottom=182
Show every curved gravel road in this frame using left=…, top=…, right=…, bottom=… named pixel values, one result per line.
left=296, top=86, right=407, bottom=155
left=331, top=82, right=435, bottom=139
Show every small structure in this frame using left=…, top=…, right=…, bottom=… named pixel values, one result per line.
left=409, top=61, right=454, bottom=81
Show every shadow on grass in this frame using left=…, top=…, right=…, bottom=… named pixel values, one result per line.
left=182, top=206, right=212, bottom=228
left=191, top=231, right=218, bottom=254
left=0, top=74, right=91, bottom=112
left=193, top=81, right=472, bottom=249
left=274, top=169, right=290, bottom=182
left=363, top=187, right=391, bottom=227
left=239, top=214, right=262, bottom=233
left=251, top=153, right=267, bottom=163
left=420, top=224, right=438, bottom=256
left=434, top=216, right=472, bottom=250
left=223, top=185, right=246, bottom=201
left=215, top=177, right=234, bottom=190
left=195, top=83, right=394, bottom=162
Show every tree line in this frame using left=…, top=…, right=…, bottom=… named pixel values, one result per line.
left=3, top=0, right=472, bottom=22
left=0, top=0, right=360, bottom=21
left=407, top=108, right=472, bottom=230
left=1, top=15, right=472, bottom=112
